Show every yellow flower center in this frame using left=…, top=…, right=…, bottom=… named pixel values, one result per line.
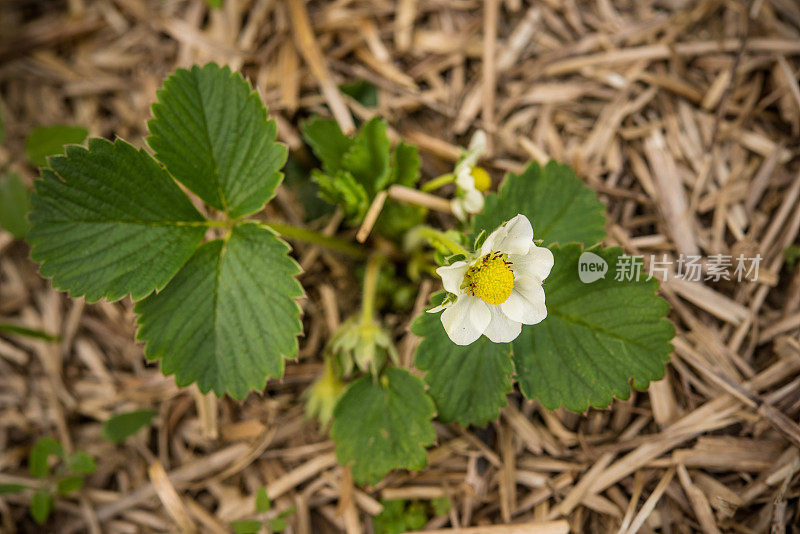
left=470, top=166, right=491, bottom=192
left=463, top=252, right=514, bottom=305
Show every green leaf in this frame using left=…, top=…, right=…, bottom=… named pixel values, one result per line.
left=268, top=517, right=288, bottom=531
left=27, top=138, right=207, bottom=302
left=388, top=142, right=420, bottom=187
left=25, top=124, right=88, bottom=167
left=230, top=520, right=262, bottom=534
left=0, top=323, right=58, bottom=341
left=102, top=409, right=157, bottom=444
left=255, top=486, right=271, bottom=513
left=340, top=80, right=379, bottom=108
left=472, top=161, right=606, bottom=247
left=301, top=117, right=354, bottom=174
left=342, top=117, right=391, bottom=195
left=148, top=63, right=287, bottom=219
left=412, top=294, right=514, bottom=426
left=30, top=489, right=53, bottom=525
left=312, top=169, right=370, bottom=224
left=136, top=223, right=303, bottom=399
left=512, top=244, right=673, bottom=411
left=57, top=476, right=84, bottom=495
left=404, top=502, right=428, bottom=530
left=0, top=483, right=26, bottom=494
left=67, top=451, right=95, bottom=475
left=331, top=368, right=435, bottom=485
left=29, top=437, right=63, bottom=479
left=205, top=0, right=223, bottom=8
left=0, top=173, right=30, bottom=238
left=431, top=497, right=451, bottom=516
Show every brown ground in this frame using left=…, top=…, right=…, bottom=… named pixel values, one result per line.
left=2, top=0, right=800, bottom=532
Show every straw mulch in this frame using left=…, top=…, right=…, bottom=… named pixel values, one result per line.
left=2, top=0, right=800, bottom=532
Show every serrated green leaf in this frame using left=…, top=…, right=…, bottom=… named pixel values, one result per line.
left=301, top=117, right=354, bottom=174
left=0, top=483, right=26, bottom=494
left=29, top=437, right=63, bottom=479
left=513, top=244, right=673, bottom=412
left=136, top=223, right=303, bottom=399
left=472, top=161, right=606, bottom=247
left=148, top=63, right=287, bottom=218
left=102, top=409, right=157, bottom=444
left=0, top=173, right=30, bottom=239
left=412, top=294, right=514, bottom=426
left=342, top=117, right=391, bottom=195
left=312, top=169, right=370, bottom=223
left=31, top=489, right=53, bottom=525
left=388, top=142, right=420, bottom=187
left=230, top=520, right=262, bottom=534
left=57, top=476, right=84, bottom=495
left=67, top=451, right=95, bottom=475
left=25, top=124, right=88, bottom=167
left=331, top=368, right=435, bottom=485
left=255, top=486, right=271, bottom=513
left=27, top=138, right=206, bottom=302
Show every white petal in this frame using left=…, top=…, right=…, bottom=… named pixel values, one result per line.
left=451, top=198, right=467, bottom=221
left=462, top=188, right=484, bottom=214
left=494, top=214, right=533, bottom=255
left=501, top=276, right=547, bottom=325
left=484, top=306, right=522, bottom=343
left=468, top=129, right=487, bottom=154
left=441, top=296, right=489, bottom=345
left=455, top=167, right=475, bottom=189
left=480, top=224, right=507, bottom=256
left=510, top=245, right=554, bottom=283
left=436, top=261, right=468, bottom=295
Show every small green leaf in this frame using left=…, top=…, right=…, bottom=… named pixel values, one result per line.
left=27, top=138, right=207, bottom=302
left=0, top=483, right=26, bottom=494
left=431, top=497, right=451, bottom=516
left=30, top=489, right=53, bottom=525
left=57, top=476, right=84, bottom=495
left=230, top=520, right=262, bottom=534
left=67, top=451, right=95, bottom=475
left=331, top=368, right=435, bottom=485
left=412, top=293, right=514, bottom=427
left=404, top=502, right=428, bottom=530
left=29, top=437, right=63, bottom=478
left=205, top=0, right=223, bottom=7
left=102, top=409, right=157, bottom=444
left=25, top=124, right=88, bottom=167
left=0, top=173, right=30, bottom=239
left=255, top=486, right=271, bottom=513
left=301, top=117, right=354, bottom=174
left=340, top=80, right=379, bottom=108
left=512, top=244, right=674, bottom=411
left=312, top=169, right=370, bottom=224
left=268, top=517, right=288, bottom=531
left=136, top=223, right=303, bottom=399
left=472, top=161, right=606, bottom=247
left=0, top=323, right=58, bottom=341
left=148, top=63, right=287, bottom=219
left=342, top=117, right=391, bottom=195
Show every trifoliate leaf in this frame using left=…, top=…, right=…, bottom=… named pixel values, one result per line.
left=148, top=63, right=287, bottom=219
left=57, top=476, right=84, bottom=495
left=135, top=223, right=302, bottom=399
left=513, top=244, right=673, bottom=411
left=472, top=161, right=606, bottom=247
left=312, top=169, right=370, bottom=223
left=301, top=117, right=354, bottom=174
left=331, top=368, right=435, bottom=485
left=27, top=138, right=206, bottom=302
left=341, top=117, right=391, bottom=195
left=29, top=437, right=63, bottom=479
left=0, top=173, right=30, bottom=239
left=102, top=409, right=157, bottom=444
left=67, top=451, right=95, bottom=475
left=412, top=294, right=514, bottom=427
left=31, top=489, right=53, bottom=525
left=25, top=124, right=88, bottom=167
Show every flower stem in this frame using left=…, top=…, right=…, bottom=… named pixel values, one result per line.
left=420, top=173, right=455, bottom=192
left=260, top=222, right=367, bottom=259
left=360, top=254, right=382, bottom=324
left=416, top=226, right=469, bottom=256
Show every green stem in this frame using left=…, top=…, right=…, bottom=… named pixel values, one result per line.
left=260, top=222, right=367, bottom=258
left=0, top=323, right=59, bottom=342
left=416, top=226, right=469, bottom=256
left=360, top=254, right=382, bottom=324
left=420, top=173, right=455, bottom=192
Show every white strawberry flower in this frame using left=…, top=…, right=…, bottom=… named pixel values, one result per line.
left=432, top=214, right=553, bottom=345
left=451, top=130, right=490, bottom=221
